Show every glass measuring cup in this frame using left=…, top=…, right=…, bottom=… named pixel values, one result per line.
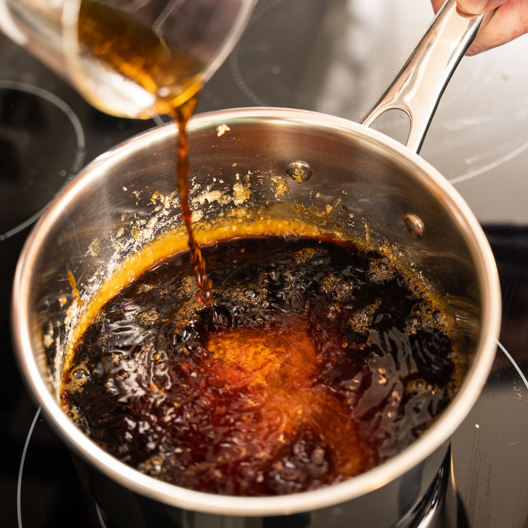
left=0, top=0, right=256, bottom=118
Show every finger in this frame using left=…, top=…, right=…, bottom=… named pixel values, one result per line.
left=431, top=0, right=446, bottom=13
left=466, top=0, right=528, bottom=54
left=430, top=0, right=528, bottom=54
left=458, top=0, right=510, bottom=15
left=431, top=0, right=509, bottom=14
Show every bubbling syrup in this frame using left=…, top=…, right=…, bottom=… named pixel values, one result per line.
left=62, top=236, right=458, bottom=496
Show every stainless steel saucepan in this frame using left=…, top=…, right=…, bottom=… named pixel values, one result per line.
left=12, top=1, right=501, bottom=527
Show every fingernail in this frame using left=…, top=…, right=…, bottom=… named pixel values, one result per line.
left=458, top=0, right=489, bottom=14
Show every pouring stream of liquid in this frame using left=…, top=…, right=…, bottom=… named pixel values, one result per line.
left=170, top=94, right=213, bottom=306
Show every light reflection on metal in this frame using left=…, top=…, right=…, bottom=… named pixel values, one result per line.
left=361, top=0, right=485, bottom=154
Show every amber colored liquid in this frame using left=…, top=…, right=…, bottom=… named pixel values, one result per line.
left=62, top=236, right=458, bottom=496
left=78, top=0, right=212, bottom=305
left=78, top=0, right=205, bottom=113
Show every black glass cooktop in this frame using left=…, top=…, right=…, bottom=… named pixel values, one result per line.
left=2, top=1, right=528, bottom=527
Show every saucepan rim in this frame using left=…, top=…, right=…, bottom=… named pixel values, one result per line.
left=12, top=107, right=501, bottom=516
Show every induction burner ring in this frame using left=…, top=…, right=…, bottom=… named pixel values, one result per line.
left=497, top=339, right=528, bottom=389
left=448, top=139, right=528, bottom=185
left=16, top=406, right=41, bottom=528
left=229, top=0, right=288, bottom=107
left=0, top=81, right=86, bottom=241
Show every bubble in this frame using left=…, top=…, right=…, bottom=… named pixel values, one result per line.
left=198, top=287, right=211, bottom=305
left=72, top=368, right=88, bottom=380
left=432, top=310, right=442, bottom=323
left=186, top=308, right=198, bottom=318
left=353, top=310, right=373, bottom=325
left=407, top=316, right=422, bottom=330
left=137, top=307, right=160, bottom=327
left=311, top=447, right=325, bottom=465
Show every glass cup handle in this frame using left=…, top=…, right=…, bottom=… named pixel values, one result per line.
left=360, top=0, right=485, bottom=154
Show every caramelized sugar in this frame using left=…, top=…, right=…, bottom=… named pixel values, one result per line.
left=62, top=236, right=457, bottom=496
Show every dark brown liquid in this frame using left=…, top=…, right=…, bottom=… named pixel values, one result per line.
left=78, top=0, right=212, bottom=305
left=171, top=96, right=212, bottom=305
left=62, top=236, right=458, bottom=496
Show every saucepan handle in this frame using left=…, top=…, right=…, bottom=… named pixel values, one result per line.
left=360, top=0, right=485, bottom=154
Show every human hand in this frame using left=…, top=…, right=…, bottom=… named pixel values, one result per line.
left=430, top=0, right=528, bottom=55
